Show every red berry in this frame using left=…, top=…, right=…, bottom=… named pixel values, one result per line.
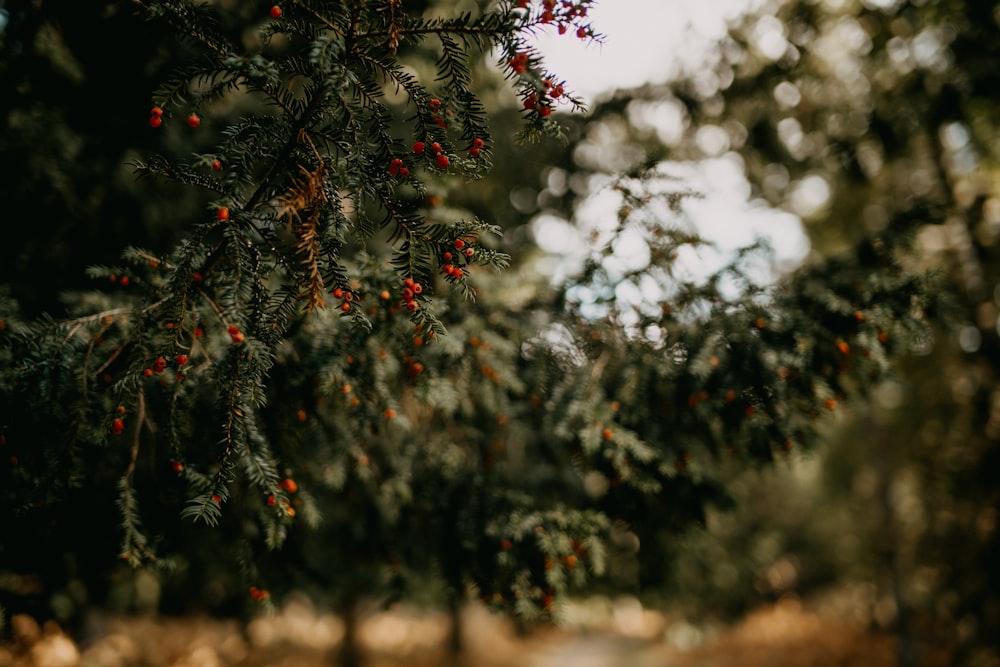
left=341, top=302, right=352, bottom=312
left=413, top=141, right=425, bottom=154
left=333, top=287, right=344, bottom=299
left=443, top=251, right=453, bottom=262
left=454, top=238, right=465, bottom=249
left=280, top=478, right=298, bottom=493
left=149, top=115, right=162, bottom=128
left=472, top=137, right=485, bottom=149
left=212, top=494, right=222, bottom=503
left=231, top=331, right=245, bottom=344
left=436, top=154, right=450, bottom=168
left=187, top=113, right=201, bottom=128
left=217, top=206, right=230, bottom=221
left=150, top=106, right=164, bottom=117
left=406, top=300, right=419, bottom=312
left=211, top=159, right=222, bottom=170
left=469, top=147, right=480, bottom=158
left=429, top=98, right=441, bottom=109
left=266, top=494, right=276, bottom=506
left=465, top=247, right=474, bottom=257
left=119, top=276, right=129, bottom=287
left=577, top=27, right=587, bottom=39
left=111, top=418, right=125, bottom=435
left=270, top=5, right=281, bottom=18
left=539, top=106, right=552, bottom=117
left=501, top=539, right=512, bottom=550
left=431, top=142, right=442, bottom=154
left=143, top=369, right=153, bottom=377
left=399, top=166, right=410, bottom=178
left=176, top=354, right=189, bottom=366
left=227, top=324, right=240, bottom=336
left=171, top=460, right=184, bottom=473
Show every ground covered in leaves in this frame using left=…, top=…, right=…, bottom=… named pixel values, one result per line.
left=0, top=594, right=947, bottom=667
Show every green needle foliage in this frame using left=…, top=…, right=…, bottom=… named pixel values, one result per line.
left=0, top=0, right=939, bottom=642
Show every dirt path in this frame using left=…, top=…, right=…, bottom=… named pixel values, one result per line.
left=0, top=596, right=938, bottom=667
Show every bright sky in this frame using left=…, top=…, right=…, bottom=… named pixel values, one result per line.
left=528, top=0, right=812, bottom=286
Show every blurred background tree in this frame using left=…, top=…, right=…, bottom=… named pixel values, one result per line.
left=531, top=1, right=998, bottom=665
left=1, top=1, right=996, bottom=666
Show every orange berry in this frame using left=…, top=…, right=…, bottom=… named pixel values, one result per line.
left=340, top=301, right=351, bottom=312
left=280, top=478, right=298, bottom=493
left=296, top=409, right=307, bottom=422
left=384, top=408, right=397, bottom=420
left=824, top=398, right=837, bottom=411
left=835, top=339, right=850, bottom=355
left=601, top=428, right=613, bottom=440
left=217, top=206, right=230, bottom=221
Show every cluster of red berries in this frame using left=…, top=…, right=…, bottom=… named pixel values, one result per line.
left=387, top=158, right=410, bottom=179
left=148, top=107, right=202, bottom=128
left=148, top=106, right=164, bottom=128
left=509, top=52, right=531, bottom=74
left=401, top=278, right=423, bottom=312
left=333, top=287, right=355, bottom=313
left=227, top=324, right=245, bottom=343
left=108, top=273, right=130, bottom=287
left=248, top=586, right=270, bottom=601
left=469, top=137, right=485, bottom=158
left=428, top=97, right=448, bottom=129
left=403, top=354, right=425, bottom=377
left=412, top=140, right=451, bottom=169
left=441, top=238, right=474, bottom=279
left=140, top=353, right=189, bottom=380
left=523, top=81, right=566, bottom=117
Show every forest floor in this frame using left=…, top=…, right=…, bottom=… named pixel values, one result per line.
left=0, top=593, right=952, bottom=667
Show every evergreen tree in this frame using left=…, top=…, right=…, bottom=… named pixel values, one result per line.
left=0, top=0, right=949, bottom=663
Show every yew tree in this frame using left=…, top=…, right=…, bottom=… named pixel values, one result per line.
left=0, top=0, right=937, bottom=643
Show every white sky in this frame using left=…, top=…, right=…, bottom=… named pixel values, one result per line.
left=527, top=0, right=812, bottom=283
left=535, top=0, right=773, bottom=104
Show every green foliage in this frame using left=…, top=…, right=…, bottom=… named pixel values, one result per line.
left=0, top=0, right=955, bottom=652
